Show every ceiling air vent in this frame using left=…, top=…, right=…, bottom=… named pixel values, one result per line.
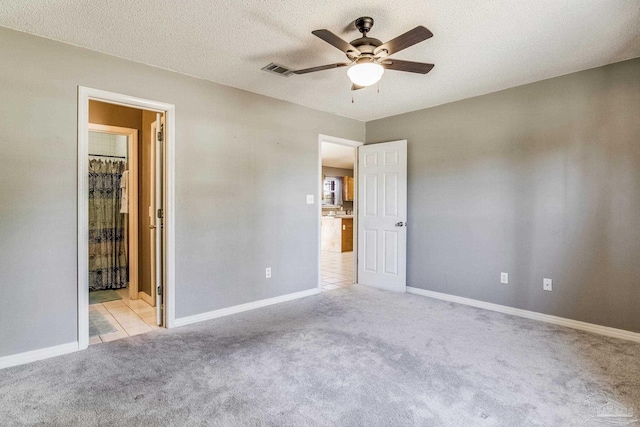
left=261, top=62, right=293, bottom=77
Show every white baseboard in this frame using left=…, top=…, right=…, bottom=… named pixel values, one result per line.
left=174, top=288, right=321, bottom=328
left=0, top=342, right=79, bottom=370
left=407, top=287, right=640, bottom=343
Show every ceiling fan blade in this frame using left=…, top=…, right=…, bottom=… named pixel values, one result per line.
left=292, top=62, right=350, bottom=74
left=351, top=84, right=365, bottom=91
left=312, top=29, right=362, bottom=55
left=381, top=59, right=434, bottom=74
left=374, top=26, right=433, bottom=56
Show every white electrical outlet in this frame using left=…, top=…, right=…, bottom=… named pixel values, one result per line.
left=500, top=272, right=508, bottom=284
left=543, top=278, right=552, bottom=291
left=306, top=195, right=314, bottom=204
left=266, top=267, right=271, bottom=279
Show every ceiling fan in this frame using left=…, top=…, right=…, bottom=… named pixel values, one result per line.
left=292, top=17, right=434, bottom=90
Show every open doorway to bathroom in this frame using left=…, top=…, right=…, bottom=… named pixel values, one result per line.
left=85, top=100, right=164, bottom=344
left=319, top=136, right=362, bottom=291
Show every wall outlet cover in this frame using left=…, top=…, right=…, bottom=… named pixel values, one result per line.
left=543, top=278, right=552, bottom=291
left=266, top=267, right=272, bottom=279
left=306, top=195, right=314, bottom=204
left=500, top=272, right=508, bottom=284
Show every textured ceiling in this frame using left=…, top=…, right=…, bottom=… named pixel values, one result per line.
left=1, top=1, right=639, bottom=121
left=322, top=143, right=355, bottom=169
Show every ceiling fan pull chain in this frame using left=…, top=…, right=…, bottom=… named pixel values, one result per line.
left=351, top=96, right=354, bottom=104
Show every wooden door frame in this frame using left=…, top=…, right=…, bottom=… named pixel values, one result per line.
left=87, top=123, right=139, bottom=301
left=78, top=87, right=176, bottom=350
left=318, top=135, right=363, bottom=289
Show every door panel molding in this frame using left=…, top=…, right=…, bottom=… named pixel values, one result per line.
left=357, top=140, right=407, bottom=292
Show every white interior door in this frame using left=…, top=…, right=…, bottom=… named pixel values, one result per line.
left=149, top=122, right=157, bottom=309
left=154, top=113, right=165, bottom=325
left=357, top=140, right=407, bottom=292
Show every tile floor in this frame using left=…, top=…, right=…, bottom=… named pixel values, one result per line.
left=89, top=288, right=160, bottom=345
left=321, top=250, right=354, bottom=291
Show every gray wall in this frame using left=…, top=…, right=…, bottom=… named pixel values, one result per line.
left=322, top=166, right=353, bottom=178
left=366, top=57, right=640, bottom=333
left=0, top=27, right=364, bottom=357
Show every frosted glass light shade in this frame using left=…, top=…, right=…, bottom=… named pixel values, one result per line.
left=347, top=62, right=384, bottom=87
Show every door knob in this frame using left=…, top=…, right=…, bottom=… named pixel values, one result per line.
left=395, top=222, right=406, bottom=227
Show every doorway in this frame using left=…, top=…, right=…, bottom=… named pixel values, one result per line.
left=318, top=135, right=363, bottom=291
left=78, top=87, right=175, bottom=350
left=87, top=123, right=139, bottom=302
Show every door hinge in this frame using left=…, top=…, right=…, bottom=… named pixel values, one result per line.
left=157, top=285, right=163, bottom=296
left=157, top=124, right=164, bottom=142
left=157, top=208, right=163, bottom=219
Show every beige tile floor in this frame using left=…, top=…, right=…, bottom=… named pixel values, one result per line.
left=321, top=250, right=354, bottom=291
left=89, top=288, right=160, bottom=345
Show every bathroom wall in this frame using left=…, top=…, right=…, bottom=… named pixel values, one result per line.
left=88, top=132, right=128, bottom=158
left=89, top=100, right=142, bottom=131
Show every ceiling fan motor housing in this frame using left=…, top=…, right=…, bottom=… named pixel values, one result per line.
left=355, top=17, right=374, bottom=34
left=348, top=17, right=384, bottom=60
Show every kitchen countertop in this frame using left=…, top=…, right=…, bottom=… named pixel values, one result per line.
left=322, top=215, right=354, bottom=219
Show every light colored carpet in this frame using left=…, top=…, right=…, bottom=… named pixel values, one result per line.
left=1, top=286, right=639, bottom=426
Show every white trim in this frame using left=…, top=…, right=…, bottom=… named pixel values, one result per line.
left=407, top=287, right=640, bottom=344
left=149, top=121, right=158, bottom=308
left=0, top=342, right=78, bottom=370
left=319, top=134, right=364, bottom=147
left=318, top=134, right=363, bottom=289
left=164, top=106, right=176, bottom=328
left=78, top=86, right=177, bottom=352
left=174, top=288, right=321, bottom=328
left=78, top=87, right=89, bottom=350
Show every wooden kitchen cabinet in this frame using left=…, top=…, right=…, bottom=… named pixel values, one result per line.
left=341, top=218, right=353, bottom=252
left=343, top=176, right=354, bottom=202
left=321, top=217, right=354, bottom=253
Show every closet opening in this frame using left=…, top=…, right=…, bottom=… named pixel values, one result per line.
left=78, top=88, right=175, bottom=349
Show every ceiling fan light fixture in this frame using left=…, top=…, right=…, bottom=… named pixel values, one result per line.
left=347, top=61, right=384, bottom=87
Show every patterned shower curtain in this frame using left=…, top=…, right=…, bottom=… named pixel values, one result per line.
left=88, top=159, right=128, bottom=290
